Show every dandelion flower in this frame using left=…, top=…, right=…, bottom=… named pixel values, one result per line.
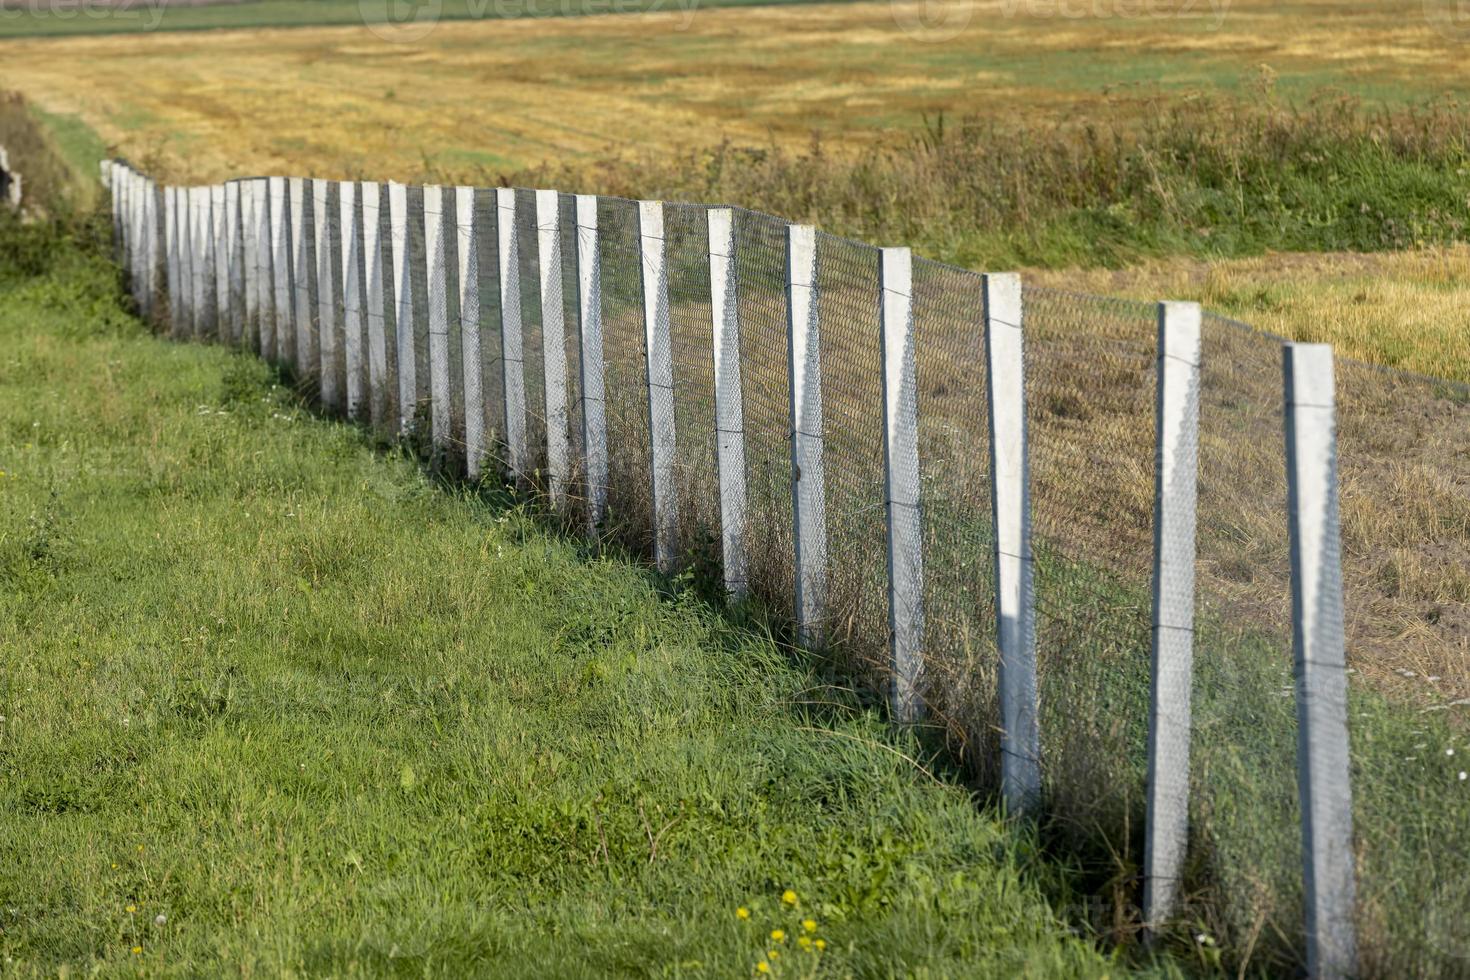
left=781, top=890, right=797, bottom=906
left=771, top=930, right=785, bottom=943
left=126, top=905, right=137, bottom=914
left=798, top=936, right=812, bottom=950
left=155, top=914, right=167, bottom=926
left=1460, top=772, right=1468, bottom=781
left=815, top=939, right=826, bottom=951
left=769, top=950, right=779, bottom=960
left=131, top=947, right=142, bottom=955
left=802, top=919, right=817, bottom=933
left=756, top=962, right=770, bottom=974
left=737, top=907, right=750, bottom=920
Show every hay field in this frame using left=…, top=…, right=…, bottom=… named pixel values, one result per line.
left=1, top=0, right=1468, bottom=184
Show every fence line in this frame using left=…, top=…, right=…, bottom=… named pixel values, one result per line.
left=100, top=159, right=1375, bottom=976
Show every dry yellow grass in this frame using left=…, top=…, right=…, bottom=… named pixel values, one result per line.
left=1, top=0, right=1468, bottom=185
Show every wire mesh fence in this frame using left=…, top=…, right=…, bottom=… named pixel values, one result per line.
left=103, top=158, right=1470, bottom=978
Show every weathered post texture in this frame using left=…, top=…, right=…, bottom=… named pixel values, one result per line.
left=363, top=182, right=390, bottom=430
left=289, top=178, right=315, bottom=384
left=226, top=181, right=245, bottom=346
left=340, top=180, right=365, bottom=421
left=639, top=200, right=679, bottom=573
left=1143, top=300, right=1203, bottom=931
left=708, top=207, right=747, bottom=597
left=165, top=186, right=182, bottom=337
left=270, top=177, right=293, bottom=369
left=389, top=182, right=417, bottom=436
left=880, top=246, right=923, bottom=723
left=786, top=224, right=826, bottom=644
left=197, top=186, right=218, bottom=339
left=537, top=189, right=572, bottom=510
left=313, top=179, right=340, bottom=412
left=423, top=184, right=452, bottom=456
left=241, top=181, right=259, bottom=349
left=496, top=187, right=527, bottom=478
left=984, top=271, right=1040, bottom=815
left=253, top=178, right=273, bottom=358
left=211, top=185, right=229, bottom=332
left=455, top=186, right=483, bottom=478
left=1284, top=342, right=1358, bottom=980
left=180, top=187, right=197, bottom=337
left=575, top=194, right=607, bottom=532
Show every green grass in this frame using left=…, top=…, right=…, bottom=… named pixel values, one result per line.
left=0, top=0, right=839, bottom=40
left=0, top=215, right=1162, bottom=976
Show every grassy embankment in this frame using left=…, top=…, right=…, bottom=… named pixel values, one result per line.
left=0, top=202, right=1172, bottom=975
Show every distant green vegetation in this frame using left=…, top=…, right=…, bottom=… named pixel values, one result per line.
left=521, top=91, right=1470, bottom=272
left=0, top=213, right=1157, bottom=976
left=0, top=0, right=831, bottom=40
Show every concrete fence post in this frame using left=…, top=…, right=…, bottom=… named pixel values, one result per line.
left=340, top=180, right=365, bottom=421
left=496, top=187, right=528, bottom=478
left=165, top=186, right=182, bottom=337
left=109, top=163, right=123, bottom=264
left=363, top=182, right=390, bottom=431
left=313, top=178, right=340, bottom=412
left=226, top=181, right=245, bottom=346
left=638, top=200, right=679, bottom=573
left=270, top=177, right=293, bottom=369
left=211, top=185, right=229, bottom=333
left=253, top=179, right=274, bottom=359
left=423, top=184, right=452, bottom=458
left=180, top=188, right=197, bottom=338
left=455, top=186, right=484, bottom=477
left=288, top=178, right=314, bottom=383
left=1284, top=342, right=1358, bottom=980
left=142, top=179, right=159, bottom=320
left=787, top=224, right=826, bottom=645
left=708, top=207, right=748, bottom=597
left=242, top=181, right=260, bottom=350
left=984, top=271, right=1040, bottom=815
left=1143, top=300, right=1203, bottom=931
left=389, top=182, right=417, bottom=436
left=537, top=189, right=572, bottom=511
left=880, top=246, right=924, bottom=723
left=574, top=194, right=607, bottom=533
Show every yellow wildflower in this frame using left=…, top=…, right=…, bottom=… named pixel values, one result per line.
left=756, top=962, right=770, bottom=975
left=131, top=947, right=142, bottom=955
left=781, top=889, right=797, bottom=906
left=798, top=936, right=812, bottom=950
left=815, top=939, right=826, bottom=951
left=802, top=919, right=817, bottom=933
left=126, top=905, right=137, bottom=914
left=737, top=907, right=750, bottom=920
left=771, top=929, right=785, bottom=943
left=769, top=950, right=779, bottom=960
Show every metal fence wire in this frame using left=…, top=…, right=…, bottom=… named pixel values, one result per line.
left=106, top=158, right=1470, bottom=980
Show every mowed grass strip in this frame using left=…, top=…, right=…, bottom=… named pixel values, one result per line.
left=0, top=220, right=1148, bottom=976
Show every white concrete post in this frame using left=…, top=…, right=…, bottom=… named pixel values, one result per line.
left=880, top=246, right=924, bottom=723
left=196, top=186, right=217, bottom=339
left=537, top=189, right=572, bottom=510
left=340, top=180, right=365, bottom=421
left=455, top=186, right=484, bottom=478
left=253, top=178, right=274, bottom=360
left=211, top=185, right=229, bottom=333
left=639, top=200, right=679, bottom=572
left=270, top=177, right=293, bottom=368
left=493, top=188, right=527, bottom=478
left=242, top=180, right=259, bottom=349
left=363, top=182, right=390, bottom=430
left=142, top=179, right=159, bottom=320
left=313, top=178, right=339, bottom=412
left=179, top=187, right=197, bottom=338
left=1284, top=343, right=1358, bottom=980
left=984, top=271, right=1040, bottom=815
left=708, top=207, right=748, bottom=597
left=289, top=177, right=314, bottom=382
left=226, top=181, right=245, bottom=346
left=165, top=186, right=182, bottom=337
left=1143, top=301, right=1203, bottom=931
left=423, top=184, right=452, bottom=456
left=787, top=224, right=826, bottom=644
left=575, top=194, right=607, bottom=533
left=390, top=181, right=417, bottom=436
